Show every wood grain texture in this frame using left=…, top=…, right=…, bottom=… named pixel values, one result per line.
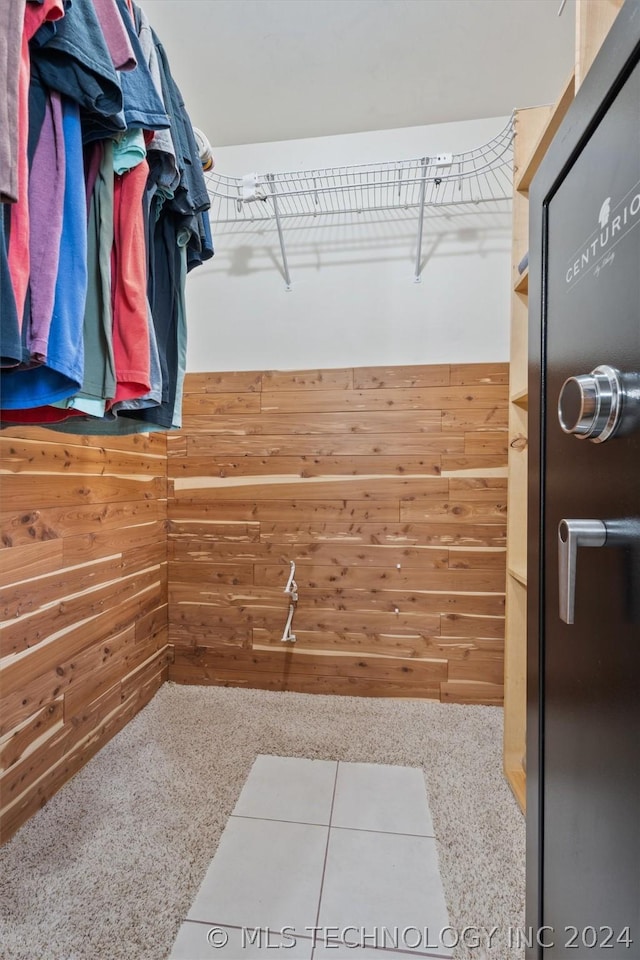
left=166, top=584, right=505, bottom=617
left=0, top=474, right=166, bottom=512
left=0, top=429, right=169, bottom=844
left=168, top=499, right=401, bottom=522
left=0, top=362, right=509, bottom=844
left=170, top=477, right=450, bottom=502
left=0, top=499, right=165, bottom=547
left=354, top=364, right=450, bottom=389
left=180, top=411, right=442, bottom=435
left=181, top=393, right=261, bottom=416
left=257, top=521, right=506, bottom=546
left=168, top=363, right=508, bottom=703
left=170, top=455, right=445, bottom=479
left=185, top=434, right=465, bottom=458
left=0, top=666, right=166, bottom=843
left=0, top=437, right=165, bottom=477
left=0, top=426, right=167, bottom=453
left=260, top=385, right=508, bottom=414
left=441, top=408, right=508, bottom=431
left=261, top=368, right=354, bottom=391
left=183, top=371, right=262, bottom=393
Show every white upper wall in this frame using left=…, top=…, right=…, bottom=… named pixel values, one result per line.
left=142, top=0, right=574, bottom=146
left=185, top=115, right=512, bottom=372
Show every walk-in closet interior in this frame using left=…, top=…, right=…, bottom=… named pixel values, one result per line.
left=1, top=2, right=637, bottom=959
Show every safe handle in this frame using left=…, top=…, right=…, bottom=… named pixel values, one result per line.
left=558, top=518, right=640, bottom=623
left=558, top=519, right=607, bottom=624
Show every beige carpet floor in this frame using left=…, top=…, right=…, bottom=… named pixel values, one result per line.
left=0, top=684, right=525, bottom=960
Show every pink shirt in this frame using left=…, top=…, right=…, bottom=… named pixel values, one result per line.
left=93, top=0, right=137, bottom=71
left=7, top=0, right=66, bottom=327
left=27, top=90, right=65, bottom=362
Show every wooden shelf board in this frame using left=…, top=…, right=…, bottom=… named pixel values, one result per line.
left=510, top=388, right=529, bottom=409
left=505, top=762, right=526, bottom=814
left=508, top=565, right=527, bottom=587
left=515, top=71, right=576, bottom=192
left=576, top=0, right=624, bottom=91
left=514, top=267, right=529, bottom=294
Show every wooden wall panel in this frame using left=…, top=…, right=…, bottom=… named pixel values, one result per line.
left=168, top=363, right=508, bottom=704
left=0, top=430, right=169, bottom=844
left=0, top=362, right=508, bottom=844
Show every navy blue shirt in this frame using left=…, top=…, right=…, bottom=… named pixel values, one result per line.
left=31, top=0, right=124, bottom=134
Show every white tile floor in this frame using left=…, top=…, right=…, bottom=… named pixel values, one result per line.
left=170, top=757, right=452, bottom=960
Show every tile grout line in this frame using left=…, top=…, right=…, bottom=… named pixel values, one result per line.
left=231, top=812, right=435, bottom=840
left=309, top=760, right=340, bottom=960
left=319, top=763, right=447, bottom=960
left=181, top=919, right=452, bottom=959
left=230, top=813, right=328, bottom=829
left=176, top=759, right=446, bottom=959
left=175, top=760, right=339, bottom=951
left=330, top=823, right=436, bottom=841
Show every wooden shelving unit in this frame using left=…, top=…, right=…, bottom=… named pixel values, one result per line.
left=503, top=0, right=624, bottom=815
left=575, top=0, right=625, bottom=90
left=514, top=72, right=576, bottom=193
left=504, top=104, right=552, bottom=813
left=510, top=388, right=529, bottom=409
left=514, top=268, right=529, bottom=295
left=508, top=566, right=528, bottom=588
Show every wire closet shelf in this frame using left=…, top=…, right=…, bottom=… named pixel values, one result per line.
left=204, top=115, right=514, bottom=288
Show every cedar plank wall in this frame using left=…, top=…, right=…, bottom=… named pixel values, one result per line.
left=167, top=363, right=508, bottom=703
left=0, top=428, right=170, bottom=843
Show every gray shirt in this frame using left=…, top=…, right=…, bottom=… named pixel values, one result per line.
left=0, top=0, right=26, bottom=203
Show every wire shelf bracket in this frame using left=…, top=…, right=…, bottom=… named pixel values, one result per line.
left=205, top=116, right=514, bottom=288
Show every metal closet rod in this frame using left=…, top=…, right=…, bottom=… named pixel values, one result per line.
left=205, top=115, right=514, bottom=289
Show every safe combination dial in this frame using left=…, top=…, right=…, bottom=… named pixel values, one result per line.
left=557, top=364, right=640, bottom=442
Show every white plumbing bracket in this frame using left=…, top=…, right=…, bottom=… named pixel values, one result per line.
left=284, top=560, right=296, bottom=595
left=281, top=603, right=296, bottom=643
left=282, top=560, right=298, bottom=641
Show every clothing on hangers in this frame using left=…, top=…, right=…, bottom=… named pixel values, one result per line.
left=7, top=0, right=66, bottom=330
left=0, top=0, right=213, bottom=435
left=93, top=0, right=137, bottom=74
left=2, top=96, right=86, bottom=411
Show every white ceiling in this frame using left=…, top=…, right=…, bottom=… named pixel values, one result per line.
left=140, top=0, right=576, bottom=148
